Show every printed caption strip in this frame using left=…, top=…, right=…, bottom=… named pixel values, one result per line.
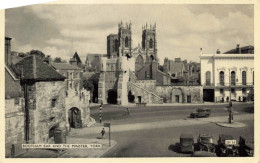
left=22, top=144, right=102, bottom=149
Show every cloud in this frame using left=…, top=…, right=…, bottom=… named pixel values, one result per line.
left=8, top=4, right=253, bottom=64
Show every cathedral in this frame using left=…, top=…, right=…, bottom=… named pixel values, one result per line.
left=98, top=22, right=203, bottom=105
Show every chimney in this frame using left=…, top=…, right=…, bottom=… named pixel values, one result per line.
left=236, top=44, right=241, bottom=54
left=175, top=58, right=181, bottom=62
left=44, top=55, right=52, bottom=64
left=216, top=49, right=221, bottom=54
left=5, top=37, right=12, bottom=65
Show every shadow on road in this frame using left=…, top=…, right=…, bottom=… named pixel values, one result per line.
left=244, top=107, right=254, bottom=113
left=168, top=143, right=180, bottom=153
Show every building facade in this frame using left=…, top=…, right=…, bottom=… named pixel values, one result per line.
left=200, top=45, right=254, bottom=102
left=98, top=23, right=203, bottom=105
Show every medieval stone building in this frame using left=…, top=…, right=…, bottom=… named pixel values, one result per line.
left=98, top=22, right=203, bottom=105
left=5, top=37, right=90, bottom=157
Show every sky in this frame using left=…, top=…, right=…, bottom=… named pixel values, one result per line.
left=5, top=4, right=254, bottom=64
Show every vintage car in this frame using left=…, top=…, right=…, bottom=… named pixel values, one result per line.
left=238, top=136, right=254, bottom=156
left=216, top=134, right=238, bottom=156
left=190, top=108, right=211, bottom=118
left=179, top=133, right=194, bottom=153
left=197, top=133, right=215, bottom=152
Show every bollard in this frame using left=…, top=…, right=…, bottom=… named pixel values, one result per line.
left=11, top=144, right=15, bottom=158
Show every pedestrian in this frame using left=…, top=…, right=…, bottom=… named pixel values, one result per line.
left=226, top=96, right=229, bottom=102
left=126, top=107, right=130, bottom=115
left=101, top=128, right=105, bottom=138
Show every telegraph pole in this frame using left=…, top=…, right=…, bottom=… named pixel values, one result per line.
left=100, top=104, right=102, bottom=123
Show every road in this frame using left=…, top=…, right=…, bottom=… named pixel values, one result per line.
left=75, top=102, right=254, bottom=157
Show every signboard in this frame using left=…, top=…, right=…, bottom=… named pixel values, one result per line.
left=104, top=123, right=110, bottom=127
left=225, top=140, right=236, bottom=145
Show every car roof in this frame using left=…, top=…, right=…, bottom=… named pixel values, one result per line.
left=199, top=133, right=212, bottom=138
left=219, top=134, right=234, bottom=139
left=181, top=133, right=194, bottom=138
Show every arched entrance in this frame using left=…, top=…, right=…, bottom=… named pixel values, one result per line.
left=68, top=107, right=82, bottom=128
left=107, top=89, right=117, bottom=104
left=171, top=88, right=183, bottom=103
left=128, top=90, right=135, bottom=103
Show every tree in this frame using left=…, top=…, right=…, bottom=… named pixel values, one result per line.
left=27, top=50, right=45, bottom=59
left=53, top=57, right=62, bottom=63
left=81, top=73, right=100, bottom=102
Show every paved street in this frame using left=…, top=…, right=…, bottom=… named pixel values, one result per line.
left=71, top=102, right=254, bottom=157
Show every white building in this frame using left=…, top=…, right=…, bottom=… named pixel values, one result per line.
left=200, top=45, right=254, bottom=102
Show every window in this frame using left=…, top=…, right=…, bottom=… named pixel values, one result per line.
left=219, top=71, right=224, bottom=86
left=220, top=89, right=224, bottom=94
left=231, top=89, right=235, bottom=94
left=125, top=37, right=129, bottom=48
left=115, top=39, right=119, bottom=51
left=231, top=71, right=236, bottom=85
left=51, top=98, right=57, bottom=107
left=242, top=71, right=246, bottom=85
left=242, top=88, right=246, bottom=94
left=206, top=71, right=211, bottom=86
left=149, top=39, right=153, bottom=48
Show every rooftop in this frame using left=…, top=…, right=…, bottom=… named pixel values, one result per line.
left=51, top=62, right=82, bottom=70
left=12, top=55, right=66, bottom=81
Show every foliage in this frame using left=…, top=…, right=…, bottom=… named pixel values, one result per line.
left=27, top=50, right=45, bottom=59
left=53, top=57, right=62, bottom=63
left=82, top=73, right=100, bottom=102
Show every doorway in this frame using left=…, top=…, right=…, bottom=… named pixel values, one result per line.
left=68, top=107, right=82, bottom=128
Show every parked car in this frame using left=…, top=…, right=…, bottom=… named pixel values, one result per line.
left=190, top=108, right=211, bottom=118
left=238, top=136, right=254, bottom=156
left=216, top=134, right=238, bottom=156
left=179, top=133, right=194, bottom=153
left=197, top=133, right=215, bottom=152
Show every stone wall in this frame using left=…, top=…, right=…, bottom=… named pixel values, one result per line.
left=5, top=98, right=25, bottom=157
left=34, top=81, right=67, bottom=143
left=65, top=89, right=90, bottom=125
left=155, top=86, right=203, bottom=103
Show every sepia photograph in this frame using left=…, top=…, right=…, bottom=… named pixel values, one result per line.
left=3, top=2, right=256, bottom=159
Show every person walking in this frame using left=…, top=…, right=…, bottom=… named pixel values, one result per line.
left=126, top=107, right=130, bottom=115
left=101, top=128, right=105, bottom=138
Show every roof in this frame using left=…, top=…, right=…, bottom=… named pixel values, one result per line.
left=169, top=61, right=184, bottom=74
left=180, top=133, right=194, bottom=139
left=73, top=52, right=82, bottom=64
left=223, top=45, right=254, bottom=54
left=219, top=134, right=234, bottom=139
left=85, top=54, right=103, bottom=64
left=51, top=62, right=81, bottom=70
left=12, top=55, right=66, bottom=81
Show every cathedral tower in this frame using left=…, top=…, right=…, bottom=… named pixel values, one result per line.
left=142, top=23, right=157, bottom=62
left=118, top=21, right=132, bottom=58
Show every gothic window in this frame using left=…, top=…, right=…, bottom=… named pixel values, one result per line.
left=242, top=71, right=246, bottom=85
left=125, top=37, right=129, bottom=48
left=115, top=39, right=119, bottom=52
left=206, top=71, right=211, bottom=86
left=231, top=71, right=236, bottom=85
left=149, top=39, right=153, bottom=49
left=219, top=71, right=224, bottom=86
left=150, top=55, right=154, bottom=61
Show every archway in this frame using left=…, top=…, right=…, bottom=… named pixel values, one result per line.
left=128, top=90, right=135, bottom=103
left=68, top=107, right=82, bottom=128
left=107, top=89, right=117, bottom=104
left=171, top=88, right=183, bottom=103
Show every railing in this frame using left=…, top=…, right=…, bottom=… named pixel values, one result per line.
left=203, top=83, right=214, bottom=87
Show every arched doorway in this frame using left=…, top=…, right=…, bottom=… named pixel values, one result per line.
left=68, top=107, right=82, bottom=128
left=107, top=89, right=117, bottom=104
left=171, top=88, right=183, bottom=103
left=128, top=90, right=135, bottom=103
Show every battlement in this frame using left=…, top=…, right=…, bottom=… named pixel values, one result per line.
left=142, top=23, right=156, bottom=31
left=118, top=21, right=132, bottom=29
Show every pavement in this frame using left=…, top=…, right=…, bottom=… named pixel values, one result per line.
left=70, top=114, right=253, bottom=136
left=216, top=122, right=247, bottom=128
